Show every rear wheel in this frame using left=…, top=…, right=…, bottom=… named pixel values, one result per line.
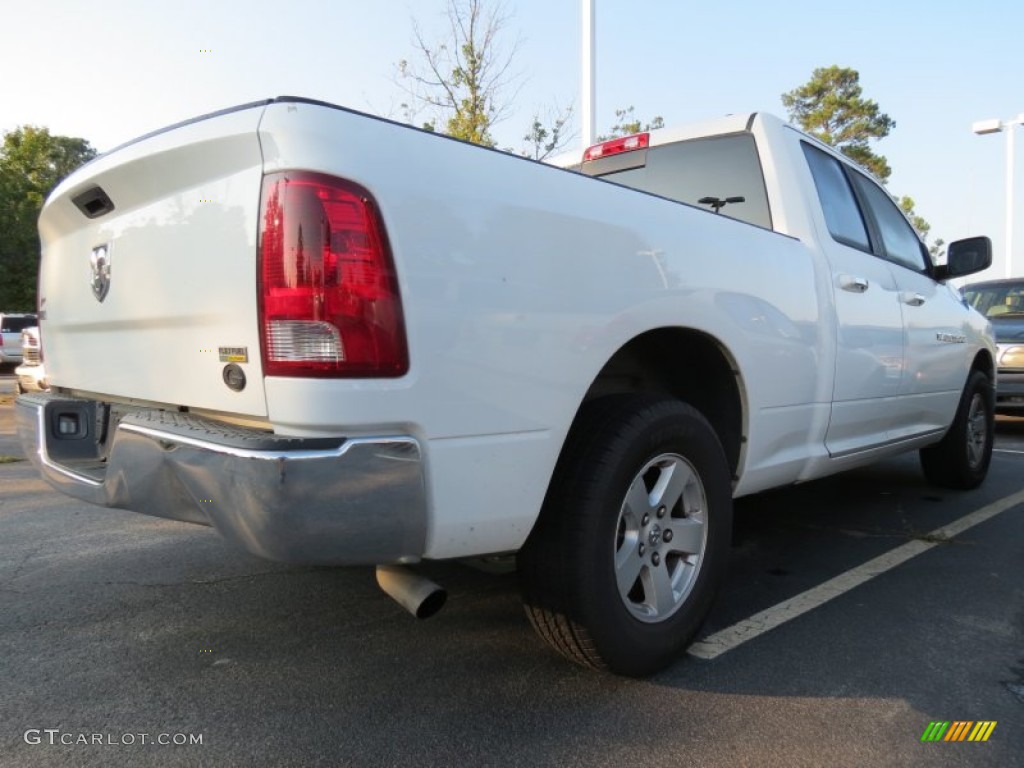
left=919, top=369, right=994, bottom=490
left=519, top=395, right=732, bottom=677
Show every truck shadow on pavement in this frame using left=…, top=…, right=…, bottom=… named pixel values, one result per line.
left=1, top=417, right=1022, bottom=764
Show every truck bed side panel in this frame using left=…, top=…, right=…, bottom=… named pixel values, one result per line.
left=258, top=102, right=827, bottom=557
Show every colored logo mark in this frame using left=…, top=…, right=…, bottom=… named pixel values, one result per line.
left=921, top=721, right=997, bottom=742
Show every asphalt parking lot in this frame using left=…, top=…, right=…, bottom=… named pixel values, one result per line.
left=1, top=370, right=1021, bottom=767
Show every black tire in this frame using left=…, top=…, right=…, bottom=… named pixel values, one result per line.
left=518, top=394, right=733, bottom=677
left=919, top=369, right=994, bottom=490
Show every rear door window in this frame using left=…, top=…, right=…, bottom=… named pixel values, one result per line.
left=801, top=144, right=871, bottom=251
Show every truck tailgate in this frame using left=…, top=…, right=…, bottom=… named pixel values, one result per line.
left=37, top=103, right=269, bottom=417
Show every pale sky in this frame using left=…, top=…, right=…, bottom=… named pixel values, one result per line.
left=3, top=0, right=1022, bottom=280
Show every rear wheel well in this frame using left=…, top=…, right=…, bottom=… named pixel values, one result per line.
left=579, top=329, right=744, bottom=478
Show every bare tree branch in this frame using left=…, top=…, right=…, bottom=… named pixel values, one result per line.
left=395, top=0, right=574, bottom=157
left=395, top=0, right=523, bottom=147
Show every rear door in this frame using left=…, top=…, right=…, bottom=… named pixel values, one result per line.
left=801, top=144, right=905, bottom=456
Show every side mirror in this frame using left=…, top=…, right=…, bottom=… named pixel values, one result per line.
left=935, top=236, right=992, bottom=281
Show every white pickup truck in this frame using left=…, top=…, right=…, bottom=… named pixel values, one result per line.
left=17, top=97, right=995, bottom=676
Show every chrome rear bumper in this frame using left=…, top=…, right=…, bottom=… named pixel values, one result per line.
left=15, top=392, right=427, bottom=565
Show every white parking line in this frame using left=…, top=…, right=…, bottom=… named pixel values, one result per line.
left=994, top=449, right=1024, bottom=455
left=688, top=488, right=1024, bottom=660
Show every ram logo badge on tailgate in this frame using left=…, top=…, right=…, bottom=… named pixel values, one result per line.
left=90, top=244, right=111, bottom=302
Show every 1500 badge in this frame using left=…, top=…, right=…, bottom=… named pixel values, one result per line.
left=218, top=347, right=249, bottom=363
left=936, top=332, right=966, bottom=344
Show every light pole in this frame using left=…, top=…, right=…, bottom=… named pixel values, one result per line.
left=581, top=0, right=596, bottom=148
left=972, top=114, right=1024, bottom=278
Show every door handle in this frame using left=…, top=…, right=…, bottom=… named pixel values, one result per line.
left=838, top=274, right=869, bottom=293
left=900, top=292, right=926, bottom=307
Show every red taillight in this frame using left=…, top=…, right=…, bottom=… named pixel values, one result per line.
left=582, top=132, right=650, bottom=162
left=258, top=172, right=408, bottom=377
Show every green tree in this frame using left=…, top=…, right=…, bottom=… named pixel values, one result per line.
left=397, top=0, right=572, bottom=157
left=598, top=106, right=664, bottom=141
left=0, top=126, right=97, bottom=309
left=900, top=195, right=946, bottom=262
left=781, top=65, right=894, bottom=183
left=783, top=66, right=942, bottom=258
left=899, top=196, right=930, bottom=239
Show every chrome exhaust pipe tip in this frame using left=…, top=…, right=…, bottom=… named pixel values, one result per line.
left=375, top=565, right=447, bottom=619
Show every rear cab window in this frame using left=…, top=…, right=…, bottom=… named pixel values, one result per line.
left=582, top=134, right=773, bottom=230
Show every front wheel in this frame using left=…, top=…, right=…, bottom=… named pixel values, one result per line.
left=919, top=369, right=994, bottom=490
left=518, top=395, right=733, bottom=677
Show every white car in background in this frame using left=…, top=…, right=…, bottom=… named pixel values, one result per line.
left=14, top=326, right=47, bottom=394
left=1, top=313, right=37, bottom=365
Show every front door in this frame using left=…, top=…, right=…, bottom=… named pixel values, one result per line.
left=848, top=175, right=967, bottom=438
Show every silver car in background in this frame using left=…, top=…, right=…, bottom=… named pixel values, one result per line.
left=963, top=278, right=1024, bottom=413
left=1, top=313, right=37, bottom=365
left=14, top=326, right=48, bottom=394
